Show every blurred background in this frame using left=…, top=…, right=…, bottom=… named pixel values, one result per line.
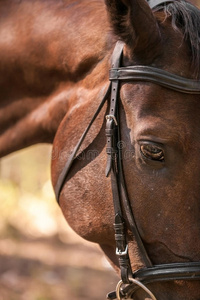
left=0, top=144, right=118, bottom=300
left=1, top=1, right=200, bottom=299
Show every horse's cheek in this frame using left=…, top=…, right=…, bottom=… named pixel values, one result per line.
left=52, top=149, right=115, bottom=245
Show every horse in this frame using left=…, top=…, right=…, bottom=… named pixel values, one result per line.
left=1, top=0, right=200, bottom=298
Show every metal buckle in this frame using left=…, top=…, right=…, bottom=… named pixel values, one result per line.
left=106, top=114, right=118, bottom=126
left=116, top=245, right=128, bottom=256
left=116, top=278, right=158, bottom=300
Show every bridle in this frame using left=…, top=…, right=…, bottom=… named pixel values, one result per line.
left=54, top=2, right=200, bottom=299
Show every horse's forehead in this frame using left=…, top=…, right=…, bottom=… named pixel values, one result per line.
left=120, top=83, right=200, bottom=142
left=121, top=82, right=199, bottom=114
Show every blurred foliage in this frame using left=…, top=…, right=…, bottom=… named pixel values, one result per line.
left=0, top=144, right=84, bottom=243
left=0, top=145, right=59, bottom=238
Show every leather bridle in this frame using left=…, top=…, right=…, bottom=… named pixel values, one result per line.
left=54, top=3, right=200, bottom=299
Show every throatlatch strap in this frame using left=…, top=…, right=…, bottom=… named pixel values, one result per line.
left=55, top=83, right=111, bottom=203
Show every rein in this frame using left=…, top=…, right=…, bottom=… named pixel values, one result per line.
left=54, top=30, right=200, bottom=300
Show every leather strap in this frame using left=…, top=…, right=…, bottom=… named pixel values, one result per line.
left=106, top=40, right=124, bottom=177
left=110, top=66, right=200, bottom=94
left=106, top=42, right=153, bottom=285
left=133, top=262, right=200, bottom=283
left=106, top=41, right=133, bottom=283
left=107, top=262, right=200, bottom=299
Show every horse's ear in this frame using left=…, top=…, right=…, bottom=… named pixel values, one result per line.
left=105, top=0, right=162, bottom=59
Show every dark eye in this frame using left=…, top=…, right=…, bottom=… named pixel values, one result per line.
left=140, top=143, right=164, bottom=162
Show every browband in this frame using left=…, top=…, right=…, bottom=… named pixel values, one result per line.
left=110, top=66, right=200, bottom=94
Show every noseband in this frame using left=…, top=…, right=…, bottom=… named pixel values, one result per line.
left=55, top=35, right=200, bottom=300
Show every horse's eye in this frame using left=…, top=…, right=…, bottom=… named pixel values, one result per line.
left=140, top=143, right=164, bottom=162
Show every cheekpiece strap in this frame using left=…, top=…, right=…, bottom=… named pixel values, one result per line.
left=105, top=41, right=124, bottom=177
left=106, top=41, right=132, bottom=284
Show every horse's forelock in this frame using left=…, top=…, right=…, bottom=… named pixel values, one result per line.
left=156, top=1, right=200, bottom=78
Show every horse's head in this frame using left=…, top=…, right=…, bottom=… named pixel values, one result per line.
left=51, top=0, right=200, bottom=299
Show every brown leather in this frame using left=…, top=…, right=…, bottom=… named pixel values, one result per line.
left=106, top=41, right=135, bottom=283
left=110, top=66, right=200, bottom=94
left=106, top=42, right=153, bottom=285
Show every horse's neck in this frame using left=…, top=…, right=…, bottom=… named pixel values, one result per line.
left=0, top=0, right=111, bottom=157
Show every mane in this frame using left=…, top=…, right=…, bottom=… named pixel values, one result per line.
left=155, top=0, right=200, bottom=78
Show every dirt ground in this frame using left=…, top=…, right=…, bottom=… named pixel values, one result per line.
left=0, top=233, right=118, bottom=300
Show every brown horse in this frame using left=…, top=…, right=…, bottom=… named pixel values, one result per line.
left=1, top=0, right=200, bottom=299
